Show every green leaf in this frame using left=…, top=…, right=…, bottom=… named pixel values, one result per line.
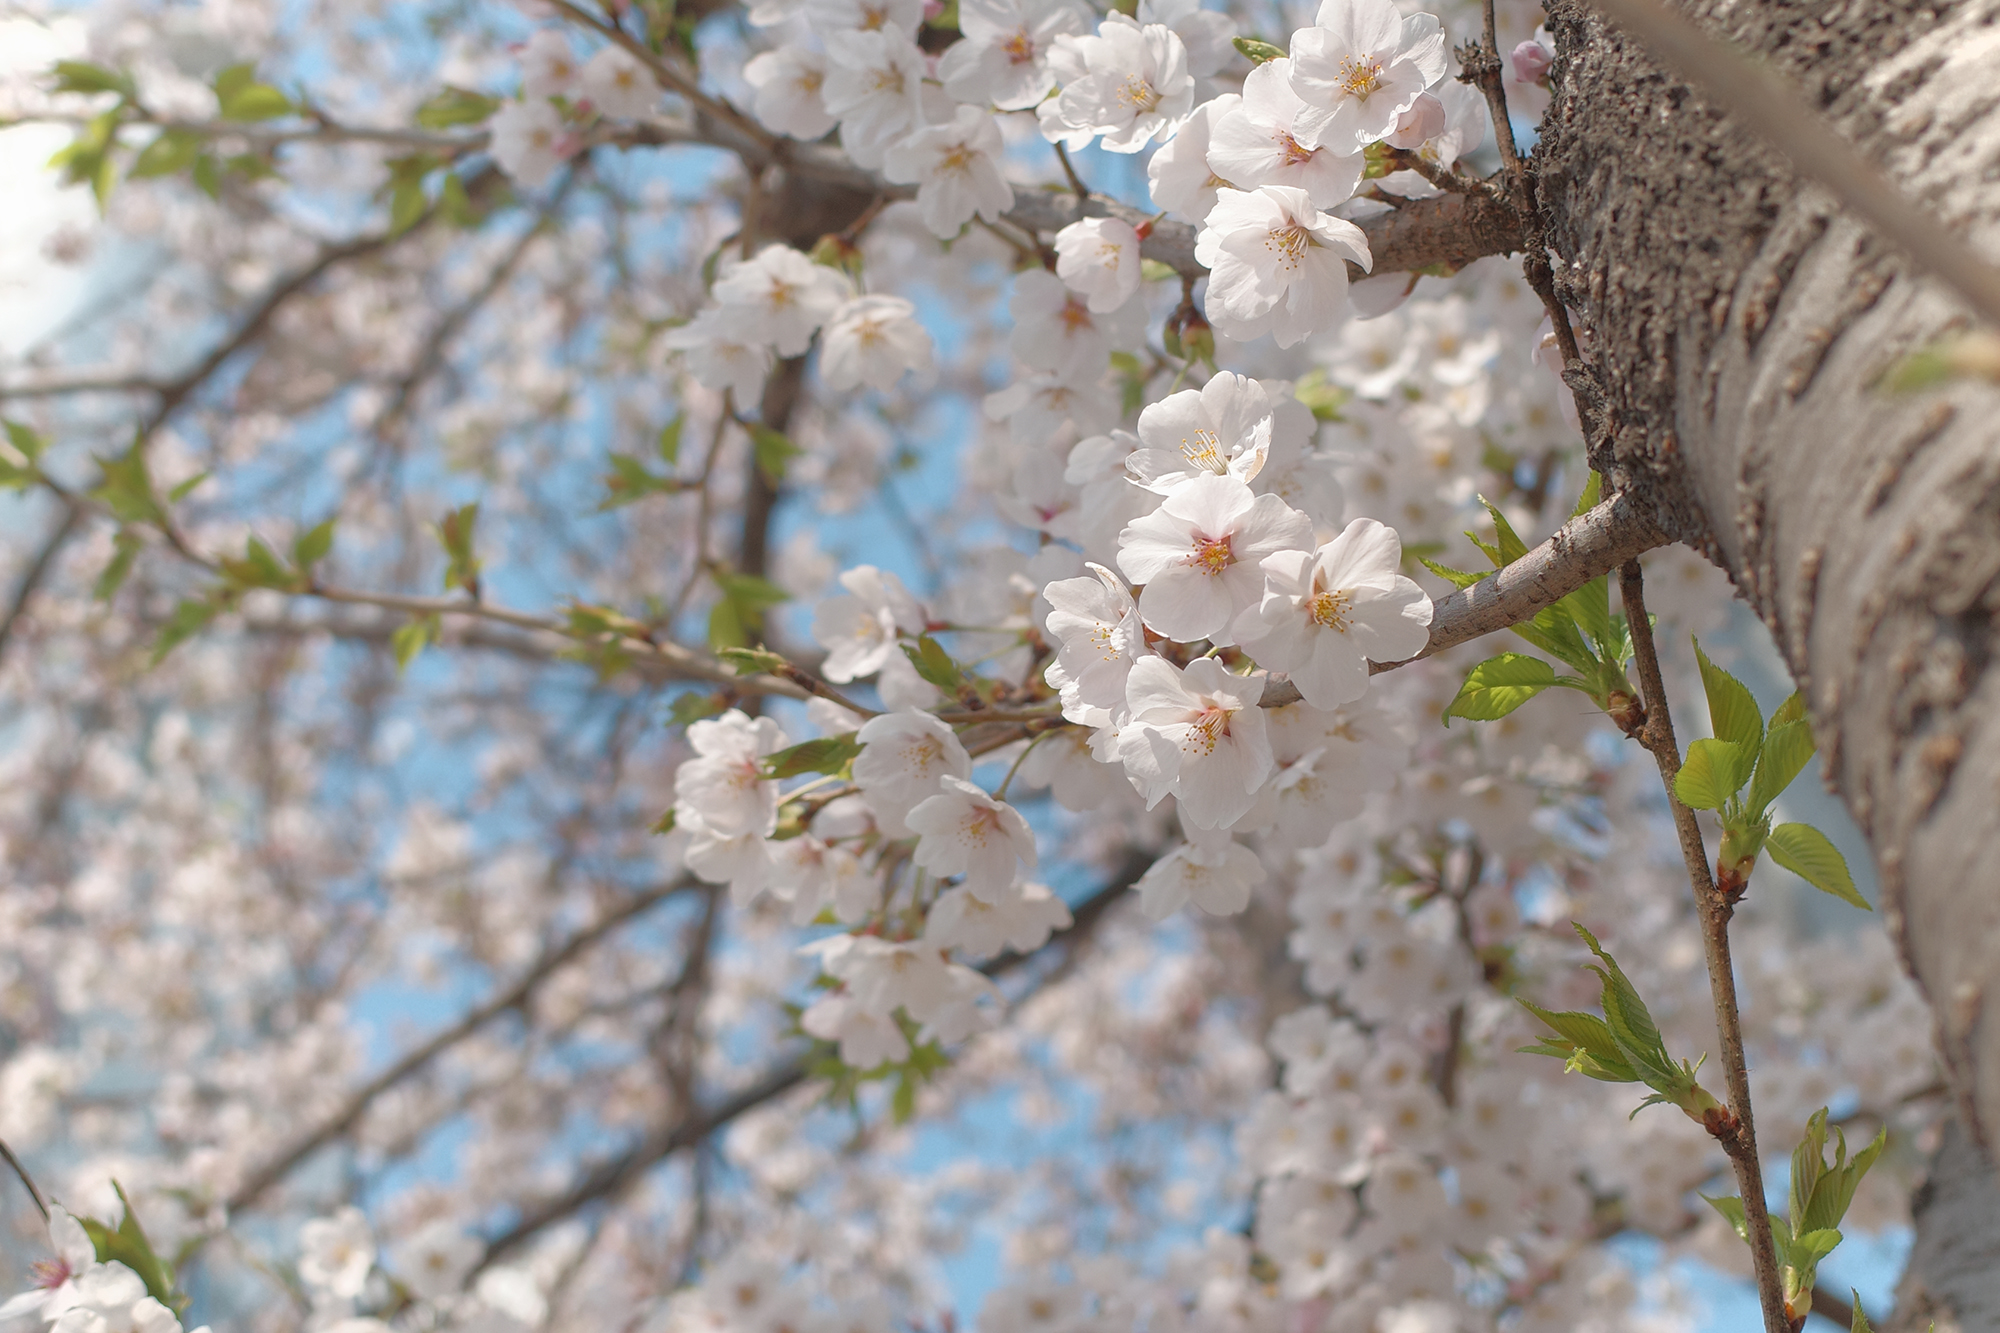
left=763, top=733, right=863, bottom=779
left=1765, top=823, right=1869, bottom=909
left=716, top=645, right=788, bottom=676
left=1748, top=717, right=1815, bottom=816
left=214, top=64, right=292, bottom=121
left=4, top=420, right=47, bottom=463
left=292, top=519, right=335, bottom=570
left=667, top=691, right=726, bottom=727
left=1478, top=495, right=1530, bottom=565
left=191, top=154, right=221, bottom=199
left=392, top=614, right=440, bottom=670
left=389, top=176, right=428, bottom=235
left=750, top=423, right=800, bottom=485
left=1571, top=469, right=1603, bottom=518
left=600, top=454, right=680, bottom=509
left=51, top=60, right=135, bottom=98
left=90, top=450, right=163, bottom=526
left=1573, top=922, right=1680, bottom=1090
left=167, top=471, right=209, bottom=503
left=151, top=597, right=218, bottom=666
left=1703, top=1192, right=1750, bottom=1244
left=1560, top=576, right=1616, bottom=659
left=1850, top=1291, right=1873, bottom=1333
left=1674, top=737, right=1756, bottom=810
left=657, top=414, right=685, bottom=466
left=437, top=503, right=481, bottom=594
left=1232, top=35, right=1286, bottom=64
left=1797, top=1116, right=1886, bottom=1236
left=1517, top=999, right=1637, bottom=1081
left=130, top=128, right=204, bottom=179
left=1139, top=257, right=1177, bottom=283
left=94, top=530, right=142, bottom=601
left=1515, top=601, right=1600, bottom=675
left=219, top=535, right=298, bottom=591
left=436, top=171, right=475, bottom=227
left=1794, top=1227, right=1843, bottom=1263
left=1770, top=689, right=1809, bottom=729
left=902, top=634, right=964, bottom=692
left=892, top=1069, right=919, bottom=1123
left=1443, top=653, right=1560, bottom=723
left=1291, top=369, right=1348, bottom=422
left=1694, top=636, right=1763, bottom=747
left=415, top=85, right=500, bottom=129
left=1418, top=555, right=1487, bottom=590
left=78, top=1185, right=177, bottom=1310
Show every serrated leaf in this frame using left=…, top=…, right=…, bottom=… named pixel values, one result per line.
left=1702, top=1192, right=1750, bottom=1244
left=658, top=414, right=684, bottom=466
left=216, top=64, right=292, bottom=121
left=94, top=530, right=142, bottom=601
left=1694, top=636, right=1763, bottom=747
left=749, top=423, right=800, bottom=485
left=391, top=614, right=439, bottom=670
left=130, top=128, right=203, bottom=179
left=1765, top=823, right=1869, bottom=909
left=292, top=519, right=335, bottom=570
left=1478, top=495, right=1530, bottom=565
left=1443, top=653, right=1559, bottom=723
left=1770, top=689, right=1809, bottom=729
left=1518, top=601, right=1600, bottom=674
left=763, top=733, right=863, bottom=779
left=1232, top=35, right=1285, bottom=63
left=1517, top=1000, right=1636, bottom=1081
left=902, top=634, right=964, bottom=691
left=415, top=85, right=500, bottom=129
left=1418, top=555, right=1487, bottom=590
left=1850, top=1290, right=1874, bottom=1333
left=1794, top=1227, right=1842, bottom=1262
left=151, top=597, right=218, bottom=665
left=1674, top=737, right=1756, bottom=810
left=389, top=177, right=427, bottom=235
left=1571, top=469, right=1603, bottom=518
left=1573, top=922, right=1680, bottom=1091
left=1748, top=718, right=1815, bottom=816
left=1560, top=576, right=1616, bottom=658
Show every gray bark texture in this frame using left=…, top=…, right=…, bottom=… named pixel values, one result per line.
left=1532, top=0, right=2000, bottom=1319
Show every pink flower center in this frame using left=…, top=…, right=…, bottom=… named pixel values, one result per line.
left=1189, top=534, right=1233, bottom=576
left=1335, top=56, right=1385, bottom=98
left=1185, top=706, right=1231, bottom=756
left=1276, top=131, right=1315, bottom=167
left=1003, top=28, right=1036, bottom=64
left=32, top=1258, right=72, bottom=1290
left=1059, top=299, right=1094, bottom=333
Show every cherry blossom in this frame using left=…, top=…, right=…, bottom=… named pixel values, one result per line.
left=818, top=294, right=935, bottom=391
left=813, top=563, right=928, bottom=681
left=1116, top=472, right=1313, bottom=643
left=821, top=30, right=929, bottom=168
left=1207, top=59, right=1366, bottom=208
left=852, top=709, right=973, bottom=836
left=743, top=45, right=837, bottom=138
left=1053, top=216, right=1143, bottom=314
left=1038, top=12, right=1194, bottom=152
left=1286, top=0, right=1449, bottom=152
left=1042, top=561, right=1147, bottom=725
left=579, top=45, right=658, bottom=119
left=488, top=99, right=572, bottom=188
left=938, top=0, right=1091, bottom=109
left=1007, top=267, right=1146, bottom=371
left=712, top=244, right=852, bottom=357
left=1196, top=185, right=1372, bottom=348
left=1116, top=655, right=1274, bottom=828
left=1123, top=372, right=1278, bottom=494
left=881, top=105, right=1015, bottom=238
left=906, top=774, right=1038, bottom=899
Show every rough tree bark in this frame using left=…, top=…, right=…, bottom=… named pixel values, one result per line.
left=1534, top=0, right=2000, bottom=1323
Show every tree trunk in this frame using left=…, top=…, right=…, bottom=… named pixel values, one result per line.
left=1535, top=0, right=2000, bottom=1317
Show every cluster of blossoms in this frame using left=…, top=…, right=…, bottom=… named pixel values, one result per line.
left=0, top=0, right=1947, bottom=1331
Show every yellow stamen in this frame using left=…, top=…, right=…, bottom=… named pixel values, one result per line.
left=1180, top=428, right=1227, bottom=473
left=1189, top=534, right=1233, bottom=575
left=1336, top=56, right=1385, bottom=97
left=1115, top=74, right=1161, bottom=112
left=1310, top=588, right=1354, bottom=630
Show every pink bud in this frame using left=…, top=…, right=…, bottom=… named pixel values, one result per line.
left=1384, top=93, right=1445, bottom=150
left=1511, top=39, right=1555, bottom=85
left=923, top=0, right=945, bottom=16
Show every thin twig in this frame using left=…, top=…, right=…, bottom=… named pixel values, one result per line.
left=227, top=879, right=694, bottom=1211
left=0, top=501, right=83, bottom=669
left=1619, top=559, right=1790, bottom=1333
left=1053, top=142, right=1091, bottom=202
left=0, top=1136, right=50, bottom=1221
left=1590, top=0, right=2000, bottom=330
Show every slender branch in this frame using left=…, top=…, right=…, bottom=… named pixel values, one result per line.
left=471, top=846, right=1153, bottom=1269
left=1053, top=142, right=1091, bottom=201
left=0, top=501, right=83, bottom=668
left=226, top=879, right=693, bottom=1212
left=1619, top=559, right=1789, bottom=1333
left=1590, top=0, right=2000, bottom=330
left=0, top=1136, right=50, bottom=1221
left=544, top=0, right=780, bottom=156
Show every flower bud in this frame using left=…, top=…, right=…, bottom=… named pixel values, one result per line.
left=1511, top=38, right=1555, bottom=85
left=1384, top=93, right=1445, bottom=150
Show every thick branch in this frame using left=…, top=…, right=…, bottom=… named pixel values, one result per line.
left=1588, top=0, right=2000, bottom=330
